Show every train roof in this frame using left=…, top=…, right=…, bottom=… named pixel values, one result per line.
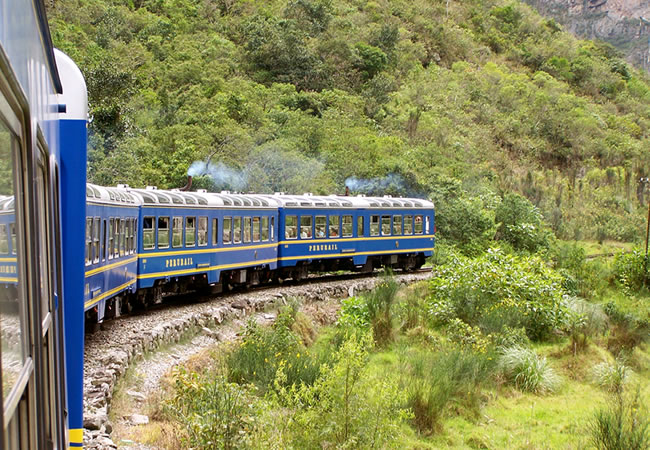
left=87, top=184, right=142, bottom=206
left=257, top=194, right=434, bottom=209
left=125, top=186, right=279, bottom=208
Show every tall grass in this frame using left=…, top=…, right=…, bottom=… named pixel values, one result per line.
left=499, top=346, right=560, bottom=394
left=591, top=359, right=631, bottom=394
left=405, top=349, right=495, bottom=433
left=366, top=273, right=400, bottom=346
left=590, top=389, right=649, bottom=450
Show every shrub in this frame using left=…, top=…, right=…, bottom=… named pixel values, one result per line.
left=405, top=349, right=495, bottom=433
left=499, top=346, right=560, bottom=394
left=589, top=389, right=649, bottom=450
left=165, top=367, right=254, bottom=449
left=226, top=310, right=322, bottom=391
left=428, top=248, right=569, bottom=341
left=494, top=193, right=553, bottom=253
left=565, top=297, right=608, bottom=353
left=604, top=302, right=650, bottom=354
left=613, top=250, right=648, bottom=293
left=591, top=359, right=631, bottom=394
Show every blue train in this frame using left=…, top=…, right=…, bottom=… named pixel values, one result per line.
left=1, top=0, right=434, bottom=447
left=82, top=187, right=435, bottom=324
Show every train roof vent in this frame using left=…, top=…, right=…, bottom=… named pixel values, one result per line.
left=391, top=201, right=400, bottom=207
left=285, top=201, right=297, bottom=206
left=341, top=201, right=352, bottom=207
left=180, top=194, right=196, bottom=205
left=250, top=198, right=261, bottom=206
left=140, top=193, right=156, bottom=204
left=303, top=192, right=312, bottom=196
left=219, top=196, right=233, bottom=206
left=402, top=201, right=412, bottom=207
left=314, top=201, right=326, bottom=206
left=383, top=195, right=392, bottom=198
left=108, top=191, right=115, bottom=201
left=259, top=198, right=268, bottom=206
left=328, top=202, right=338, bottom=207
left=356, top=194, right=365, bottom=197
left=197, top=197, right=208, bottom=205
left=274, top=192, right=285, bottom=196
left=242, top=198, right=253, bottom=206
left=86, top=186, right=94, bottom=198
left=412, top=201, right=422, bottom=207
left=380, top=201, right=391, bottom=207
left=117, top=184, right=130, bottom=189
left=168, top=193, right=183, bottom=204
left=146, top=186, right=158, bottom=190
left=369, top=201, right=379, bottom=207
left=221, top=190, right=231, bottom=195
left=197, top=189, right=207, bottom=193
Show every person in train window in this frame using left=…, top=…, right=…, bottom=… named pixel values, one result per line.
left=316, top=227, right=325, bottom=238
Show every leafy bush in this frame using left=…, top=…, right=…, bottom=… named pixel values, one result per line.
left=591, top=359, right=631, bottom=394
left=498, top=346, right=560, bottom=394
left=405, top=348, right=495, bottom=433
left=589, top=389, right=649, bottom=450
left=604, top=302, right=650, bottom=354
left=494, top=193, right=553, bottom=253
left=273, top=332, right=410, bottom=448
left=565, top=297, right=608, bottom=353
left=613, top=250, right=648, bottom=292
left=428, top=248, right=569, bottom=341
left=165, top=368, right=254, bottom=449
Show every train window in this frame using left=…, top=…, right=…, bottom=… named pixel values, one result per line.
left=223, top=217, right=232, bottom=244
left=234, top=217, right=242, bottom=243
left=357, top=216, right=364, bottom=237
left=415, top=215, right=423, bottom=234
left=93, top=218, right=100, bottom=263
left=9, top=222, right=16, bottom=254
left=315, top=216, right=326, bottom=238
left=172, top=217, right=183, bottom=248
left=198, top=217, right=208, bottom=246
left=425, top=216, right=430, bottom=234
left=109, top=218, right=115, bottom=259
left=253, top=217, right=260, bottom=242
left=102, top=220, right=107, bottom=261
left=381, top=216, right=391, bottom=236
left=393, top=215, right=402, bottom=235
left=212, top=218, right=219, bottom=246
left=342, top=215, right=353, bottom=237
left=404, top=215, right=413, bottom=235
left=113, top=219, right=120, bottom=258
left=370, top=215, right=379, bottom=236
left=0, top=224, right=7, bottom=253
left=329, top=215, right=340, bottom=238
left=271, top=217, right=275, bottom=241
left=119, top=219, right=126, bottom=256
left=185, top=217, right=196, bottom=247
left=300, top=216, right=312, bottom=239
left=158, top=217, right=170, bottom=249
left=143, top=217, right=155, bottom=249
left=129, top=219, right=134, bottom=254
left=85, top=218, right=92, bottom=265
left=262, top=217, right=269, bottom=241
left=130, top=219, right=136, bottom=253
left=243, top=217, right=251, bottom=243
left=134, top=219, right=138, bottom=252
left=285, top=215, right=297, bottom=239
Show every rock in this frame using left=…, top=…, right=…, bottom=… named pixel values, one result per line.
left=128, top=414, right=149, bottom=426
left=84, top=412, right=109, bottom=430
left=126, top=390, right=146, bottom=402
left=201, top=327, right=214, bottom=336
left=231, top=299, right=248, bottom=309
left=348, top=286, right=354, bottom=297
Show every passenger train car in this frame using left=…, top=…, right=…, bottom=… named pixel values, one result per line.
left=0, top=0, right=88, bottom=448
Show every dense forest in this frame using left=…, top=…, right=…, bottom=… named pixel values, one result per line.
left=48, top=0, right=650, bottom=243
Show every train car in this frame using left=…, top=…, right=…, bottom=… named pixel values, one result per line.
left=84, top=184, right=140, bottom=324
left=130, top=187, right=279, bottom=305
left=0, top=0, right=87, bottom=447
left=270, top=194, right=435, bottom=279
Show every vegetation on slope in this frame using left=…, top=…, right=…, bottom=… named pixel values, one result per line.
left=49, top=0, right=650, bottom=241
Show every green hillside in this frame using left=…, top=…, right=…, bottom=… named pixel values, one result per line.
left=48, top=0, right=650, bottom=242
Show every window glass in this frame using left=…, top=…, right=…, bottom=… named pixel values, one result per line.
left=119, top=219, right=125, bottom=256
left=315, top=216, right=326, bottom=238
left=370, top=215, right=379, bottom=236
left=172, top=217, right=183, bottom=248
left=212, top=218, right=219, bottom=245
left=357, top=216, right=364, bottom=237
left=113, top=219, right=120, bottom=257
left=223, top=217, right=232, bottom=244
left=0, top=224, right=8, bottom=254
left=300, top=216, right=312, bottom=239
left=125, top=219, right=131, bottom=254
left=415, top=215, right=423, bottom=234
left=143, top=216, right=155, bottom=249
left=109, top=218, right=114, bottom=259
left=0, top=116, right=26, bottom=400
left=253, top=217, right=260, bottom=242
left=158, top=217, right=170, bottom=248
left=285, top=215, right=297, bottom=239
left=93, top=218, right=100, bottom=262
left=186, top=217, right=196, bottom=247
left=342, top=215, right=353, bottom=237
left=426, top=216, right=430, bottom=234
left=271, top=217, right=275, bottom=240
left=381, top=215, right=391, bottom=236
left=404, top=215, right=413, bottom=235
left=198, top=217, right=208, bottom=246
left=261, top=217, right=269, bottom=241
left=85, top=218, right=92, bottom=264
left=234, top=217, right=242, bottom=243
left=393, top=215, right=402, bottom=235
left=102, top=220, right=107, bottom=261
left=329, top=215, right=340, bottom=238
left=243, top=217, right=251, bottom=243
